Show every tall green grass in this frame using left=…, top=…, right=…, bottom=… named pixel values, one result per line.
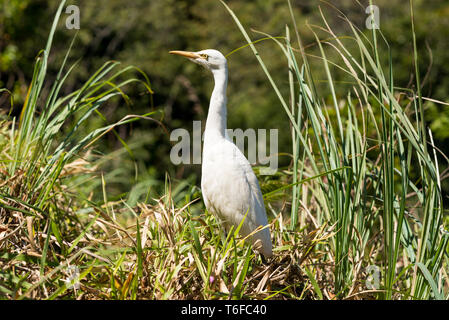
left=4, top=0, right=154, bottom=206
left=2, top=0, right=448, bottom=300
left=221, top=0, right=448, bottom=299
left=1, top=1, right=294, bottom=300
left=0, top=0, right=155, bottom=298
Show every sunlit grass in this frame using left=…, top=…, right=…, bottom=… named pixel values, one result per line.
left=1, top=0, right=448, bottom=300
left=221, top=0, right=449, bottom=299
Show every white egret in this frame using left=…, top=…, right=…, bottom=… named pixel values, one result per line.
left=169, top=49, right=273, bottom=259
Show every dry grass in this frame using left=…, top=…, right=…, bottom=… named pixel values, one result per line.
left=0, top=158, right=338, bottom=300
left=0, top=126, right=341, bottom=300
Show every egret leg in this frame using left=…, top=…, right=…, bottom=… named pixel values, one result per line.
left=260, top=254, right=270, bottom=265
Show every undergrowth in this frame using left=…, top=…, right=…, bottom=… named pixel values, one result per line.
left=1, top=0, right=448, bottom=300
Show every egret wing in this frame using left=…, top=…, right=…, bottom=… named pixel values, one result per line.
left=201, top=140, right=272, bottom=256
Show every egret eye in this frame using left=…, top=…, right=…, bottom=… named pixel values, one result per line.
left=199, top=54, right=209, bottom=60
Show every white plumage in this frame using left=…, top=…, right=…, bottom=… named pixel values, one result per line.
left=170, top=49, right=272, bottom=258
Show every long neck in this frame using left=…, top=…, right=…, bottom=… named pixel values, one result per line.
left=204, top=67, right=228, bottom=142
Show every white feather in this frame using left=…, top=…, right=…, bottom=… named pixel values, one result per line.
left=196, top=49, right=273, bottom=258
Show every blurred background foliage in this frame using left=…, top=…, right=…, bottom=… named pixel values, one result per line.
left=1, top=0, right=449, bottom=202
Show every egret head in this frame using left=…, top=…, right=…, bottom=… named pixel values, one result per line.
left=169, top=49, right=227, bottom=72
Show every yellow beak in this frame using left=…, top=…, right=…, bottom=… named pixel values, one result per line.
left=169, top=50, right=201, bottom=59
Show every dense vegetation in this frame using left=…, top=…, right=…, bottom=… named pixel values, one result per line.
left=0, top=0, right=448, bottom=299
